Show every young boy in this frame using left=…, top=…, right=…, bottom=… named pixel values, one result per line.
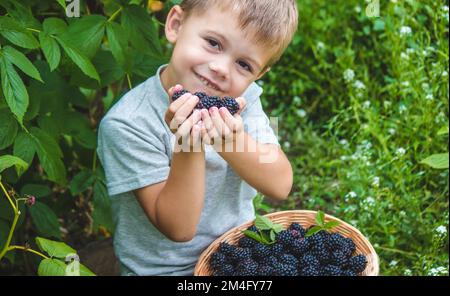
left=97, top=0, right=298, bottom=276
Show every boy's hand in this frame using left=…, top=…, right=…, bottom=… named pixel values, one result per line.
left=165, top=85, right=205, bottom=151
left=200, top=97, right=246, bottom=146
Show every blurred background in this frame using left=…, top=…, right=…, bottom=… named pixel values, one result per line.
left=0, top=0, right=448, bottom=275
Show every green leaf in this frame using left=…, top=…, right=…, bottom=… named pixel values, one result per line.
left=0, top=108, right=18, bottom=149
left=39, top=32, right=61, bottom=71
left=269, top=230, right=276, bottom=241
left=30, top=127, right=67, bottom=185
left=242, top=230, right=264, bottom=244
left=106, top=21, right=129, bottom=68
left=38, top=258, right=66, bottom=276
left=20, top=184, right=52, bottom=198
left=2, top=46, right=43, bottom=82
left=315, top=211, right=325, bottom=226
left=92, top=181, right=113, bottom=232
left=79, top=263, right=96, bottom=276
left=56, top=0, right=66, bottom=9
left=438, top=126, right=449, bottom=136
left=0, top=16, right=39, bottom=49
left=260, top=230, right=273, bottom=244
left=420, top=154, right=449, bottom=170
left=29, top=201, right=61, bottom=239
left=0, top=155, right=28, bottom=175
left=254, top=215, right=274, bottom=230
left=0, top=56, right=29, bottom=125
left=13, top=132, right=36, bottom=166
left=36, top=237, right=76, bottom=259
left=55, top=37, right=100, bottom=82
left=69, top=170, right=95, bottom=196
left=60, top=15, right=107, bottom=58
left=42, top=18, right=67, bottom=35
left=306, top=225, right=323, bottom=237
left=323, top=221, right=341, bottom=230
left=272, top=224, right=284, bottom=234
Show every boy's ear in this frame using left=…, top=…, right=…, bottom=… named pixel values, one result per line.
left=165, top=5, right=184, bottom=44
left=256, top=67, right=271, bottom=80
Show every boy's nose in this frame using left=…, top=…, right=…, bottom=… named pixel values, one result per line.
left=208, top=59, right=230, bottom=81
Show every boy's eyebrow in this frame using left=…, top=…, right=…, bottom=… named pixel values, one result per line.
left=205, top=30, right=263, bottom=71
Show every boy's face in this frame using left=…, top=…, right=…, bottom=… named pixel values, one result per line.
left=161, top=5, right=273, bottom=98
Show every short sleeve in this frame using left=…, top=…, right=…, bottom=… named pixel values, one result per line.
left=96, top=118, right=170, bottom=196
left=242, top=88, right=280, bottom=147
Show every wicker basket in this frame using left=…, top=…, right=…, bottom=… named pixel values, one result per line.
left=194, top=210, right=379, bottom=276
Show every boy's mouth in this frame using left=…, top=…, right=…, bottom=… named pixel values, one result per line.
left=194, top=72, right=222, bottom=92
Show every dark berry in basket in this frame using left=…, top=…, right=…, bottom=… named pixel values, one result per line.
left=270, top=243, right=284, bottom=256
left=252, top=243, right=271, bottom=259
left=300, top=266, right=320, bottom=276
left=299, top=254, right=320, bottom=269
left=273, top=262, right=299, bottom=276
left=257, top=265, right=275, bottom=276
left=229, top=247, right=252, bottom=262
left=289, top=222, right=306, bottom=238
left=209, top=252, right=227, bottom=272
left=279, top=254, right=299, bottom=266
left=323, top=264, right=343, bottom=276
left=346, top=254, right=368, bottom=274
left=214, top=263, right=234, bottom=276
left=236, top=258, right=259, bottom=276
left=331, top=250, right=349, bottom=268
left=276, top=230, right=296, bottom=248
left=217, top=242, right=236, bottom=257
left=238, top=236, right=257, bottom=248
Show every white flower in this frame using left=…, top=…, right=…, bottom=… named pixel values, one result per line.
left=354, top=80, right=366, bottom=90
left=388, top=128, right=396, bottom=135
left=399, top=210, right=406, bottom=217
left=343, top=69, right=355, bottom=83
left=400, top=26, right=412, bottom=36
left=442, top=71, right=448, bottom=77
left=384, top=100, right=392, bottom=108
left=389, top=260, right=398, bottom=267
left=443, top=5, right=449, bottom=13
left=400, top=52, right=409, bottom=60
left=297, top=109, right=307, bottom=118
left=284, top=141, right=291, bottom=149
left=401, top=81, right=410, bottom=87
left=366, top=196, right=375, bottom=206
left=435, top=225, right=447, bottom=236
left=317, top=41, right=325, bottom=50
left=396, top=147, right=406, bottom=156
left=426, top=94, right=434, bottom=101
left=372, top=177, right=380, bottom=187
left=404, top=269, right=412, bottom=276
left=429, top=266, right=448, bottom=276
left=399, top=104, right=407, bottom=113
left=391, top=0, right=398, bottom=3
left=421, top=82, right=430, bottom=90
left=345, top=191, right=358, bottom=199
left=355, top=5, right=362, bottom=13
left=340, top=139, right=349, bottom=146
left=363, top=100, right=371, bottom=109
left=406, top=48, right=415, bottom=55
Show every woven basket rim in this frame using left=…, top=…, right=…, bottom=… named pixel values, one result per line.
left=194, top=210, right=380, bottom=276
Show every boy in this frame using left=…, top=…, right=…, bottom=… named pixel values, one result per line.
left=97, top=0, right=298, bottom=276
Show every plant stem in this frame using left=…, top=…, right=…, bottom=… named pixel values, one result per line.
left=376, top=246, right=417, bottom=257
left=7, top=246, right=49, bottom=260
left=108, top=7, right=123, bottom=22
left=92, top=150, right=97, bottom=172
left=0, top=210, right=19, bottom=260
left=127, top=74, right=133, bottom=89
left=0, top=181, right=17, bottom=213
left=26, top=28, right=41, bottom=33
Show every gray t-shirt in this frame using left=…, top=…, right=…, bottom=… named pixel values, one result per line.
left=96, top=65, right=279, bottom=276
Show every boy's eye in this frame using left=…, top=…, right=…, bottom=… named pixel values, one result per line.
left=237, top=60, right=252, bottom=72
left=206, top=38, right=220, bottom=49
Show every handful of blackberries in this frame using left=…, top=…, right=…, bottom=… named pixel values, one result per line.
left=208, top=223, right=368, bottom=276
left=172, top=89, right=241, bottom=115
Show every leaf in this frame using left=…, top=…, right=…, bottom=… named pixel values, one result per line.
left=0, top=108, right=18, bottom=149
left=39, top=32, right=61, bottom=71
left=42, top=18, right=67, bottom=35
left=29, top=202, right=61, bottom=239
left=55, top=0, right=66, bottom=9
left=242, top=230, right=264, bottom=244
left=260, top=230, right=273, bottom=244
left=79, top=263, right=96, bottom=276
left=69, top=170, right=95, bottom=196
left=315, top=211, right=325, bottom=226
left=92, top=181, right=113, bottom=232
left=324, top=221, right=341, bottom=230
left=438, top=126, right=449, bottom=136
left=306, top=225, right=323, bottom=237
left=0, top=56, right=29, bottom=125
left=0, top=155, right=28, bottom=175
left=254, top=215, right=274, bottom=230
left=0, top=16, right=40, bottom=49
left=38, top=258, right=66, bottom=276
left=13, top=132, right=36, bottom=166
left=36, top=237, right=76, bottom=259
left=30, top=127, right=67, bottom=185
left=20, top=184, right=52, bottom=198
left=420, top=154, right=449, bottom=170
left=60, top=15, right=107, bottom=58
left=55, top=37, right=100, bottom=82
left=269, top=230, right=276, bottom=241
left=106, top=21, right=129, bottom=67
left=272, top=224, right=284, bottom=234
left=2, top=46, right=43, bottom=82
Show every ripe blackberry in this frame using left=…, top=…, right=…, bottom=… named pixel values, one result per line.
left=218, top=242, right=237, bottom=257
left=230, top=247, right=252, bottom=262
left=270, top=243, right=284, bottom=257
left=330, top=250, right=348, bottom=268
left=300, top=266, right=320, bottom=276
left=273, top=262, right=299, bottom=276
left=214, top=264, right=234, bottom=276
left=193, top=92, right=208, bottom=101
left=209, top=252, right=227, bottom=272
left=346, top=254, right=367, bottom=274
left=238, top=236, right=257, bottom=248
left=289, top=223, right=306, bottom=238
left=252, top=243, right=271, bottom=260
left=310, top=247, right=331, bottom=265
left=236, top=258, right=259, bottom=276
left=279, top=254, right=299, bottom=266
left=341, top=238, right=357, bottom=258
left=342, top=270, right=358, bottom=276
left=222, top=97, right=240, bottom=115
left=247, top=225, right=259, bottom=233
left=276, top=230, right=295, bottom=248
left=257, top=265, right=275, bottom=276
left=323, top=264, right=343, bottom=276
left=299, top=254, right=320, bottom=270
left=258, top=255, right=279, bottom=267
left=172, top=89, right=189, bottom=101
left=290, top=237, right=311, bottom=256
left=310, top=230, right=330, bottom=249
left=201, top=96, right=221, bottom=110
left=327, top=233, right=347, bottom=251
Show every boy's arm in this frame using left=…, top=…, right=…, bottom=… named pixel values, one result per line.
left=217, top=132, right=293, bottom=201
left=134, top=150, right=205, bottom=243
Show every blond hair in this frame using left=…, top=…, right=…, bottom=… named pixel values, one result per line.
left=180, top=0, right=299, bottom=68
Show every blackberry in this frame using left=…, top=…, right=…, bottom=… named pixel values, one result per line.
left=270, top=243, right=284, bottom=257
left=236, top=258, right=259, bottom=276
left=342, top=270, right=358, bottom=276
left=252, top=243, right=271, bottom=260
left=323, top=264, right=343, bottom=276
left=257, top=265, right=275, bottom=276
left=279, top=254, right=299, bottom=266
left=310, top=247, right=331, bottom=265
left=258, top=255, right=279, bottom=267
left=201, top=96, right=221, bottom=110
left=310, top=230, right=330, bottom=249
left=230, top=247, right=252, bottom=262
left=209, top=252, right=227, bottom=272
left=222, top=97, right=240, bottom=115
left=341, top=238, right=357, bottom=258
left=289, top=223, right=306, bottom=238
left=218, top=242, right=237, bottom=257
left=247, top=225, right=259, bottom=233
left=300, top=266, right=320, bottom=276
left=346, top=254, right=367, bottom=274
left=273, top=262, right=299, bottom=276
left=214, top=264, right=234, bottom=276
left=290, top=237, right=311, bottom=256
left=299, top=254, right=320, bottom=270
left=172, top=89, right=189, bottom=101
left=193, top=92, right=208, bottom=101
left=238, top=236, right=257, bottom=248
left=276, top=230, right=296, bottom=248
left=327, top=233, right=347, bottom=251
left=330, top=250, right=348, bottom=268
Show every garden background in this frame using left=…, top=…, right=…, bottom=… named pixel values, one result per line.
left=0, top=0, right=448, bottom=276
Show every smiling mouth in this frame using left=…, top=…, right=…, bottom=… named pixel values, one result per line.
left=194, top=72, right=221, bottom=92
